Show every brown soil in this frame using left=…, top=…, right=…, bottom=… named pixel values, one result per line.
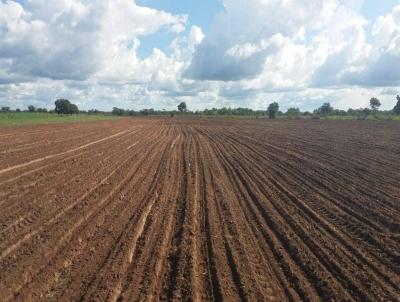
left=0, top=117, right=399, bottom=301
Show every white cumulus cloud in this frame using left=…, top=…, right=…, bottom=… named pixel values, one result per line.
left=0, top=0, right=186, bottom=82
left=1, top=0, right=400, bottom=111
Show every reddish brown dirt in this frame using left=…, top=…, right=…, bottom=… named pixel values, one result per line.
left=0, top=117, right=399, bottom=301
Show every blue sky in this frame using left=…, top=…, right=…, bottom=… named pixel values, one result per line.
left=363, top=0, right=399, bottom=19
left=137, top=0, right=223, bottom=32
left=136, top=0, right=400, bottom=58
left=0, top=0, right=400, bottom=111
left=136, top=0, right=224, bottom=58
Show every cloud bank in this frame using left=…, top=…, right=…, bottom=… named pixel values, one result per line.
left=0, top=0, right=400, bottom=111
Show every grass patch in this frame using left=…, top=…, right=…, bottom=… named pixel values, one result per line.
left=0, top=112, right=120, bottom=127
left=323, top=114, right=400, bottom=121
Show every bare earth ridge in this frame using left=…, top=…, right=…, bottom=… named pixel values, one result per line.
left=0, top=117, right=399, bottom=301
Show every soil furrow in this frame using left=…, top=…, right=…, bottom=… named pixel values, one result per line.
left=1, top=118, right=399, bottom=301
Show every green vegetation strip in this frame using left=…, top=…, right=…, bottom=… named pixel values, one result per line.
left=0, top=112, right=119, bottom=127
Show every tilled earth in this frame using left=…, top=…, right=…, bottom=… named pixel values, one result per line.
left=0, top=117, right=399, bottom=301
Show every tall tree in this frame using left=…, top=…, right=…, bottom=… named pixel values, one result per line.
left=55, top=99, right=79, bottom=114
left=316, top=102, right=333, bottom=116
left=369, top=97, right=381, bottom=111
left=393, top=95, right=400, bottom=115
left=267, top=102, right=279, bottom=119
left=178, top=102, right=187, bottom=113
left=55, top=99, right=70, bottom=114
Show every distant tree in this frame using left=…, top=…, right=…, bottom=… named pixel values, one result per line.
left=315, top=102, right=333, bottom=116
left=347, top=108, right=357, bottom=116
left=177, top=102, right=187, bottom=113
left=128, top=110, right=136, bottom=116
left=370, top=97, right=381, bottom=111
left=286, top=107, right=300, bottom=118
left=55, top=99, right=70, bottom=114
left=88, top=109, right=103, bottom=115
left=362, top=107, right=371, bottom=120
left=332, top=109, right=348, bottom=116
left=140, top=108, right=155, bottom=116
left=28, top=105, right=36, bottom=112
left=393, top=95, right=400, bottom=115
left=69, top=104, right=79, bottom=114
left=16, top=108, right=21, bottom=112
left=37, top=108, right=48, bottom=113
left=1, top=106, right=10, bottom=112
left=267, top=102, right=279, bottom=119
left=55, top=99, right=79, bottom=114
left=112, top=107, right=125, bottom=116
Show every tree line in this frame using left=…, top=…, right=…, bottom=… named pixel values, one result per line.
left=2, top=95, right=400, bottom=119
left=110, top=96, right=400, bottom=119
left=251, top=97, right=398, bottom=119
left=1, top=99, right=79, bottom=114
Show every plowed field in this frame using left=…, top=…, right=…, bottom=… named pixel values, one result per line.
left=0, top=118, right=399, bottom=301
